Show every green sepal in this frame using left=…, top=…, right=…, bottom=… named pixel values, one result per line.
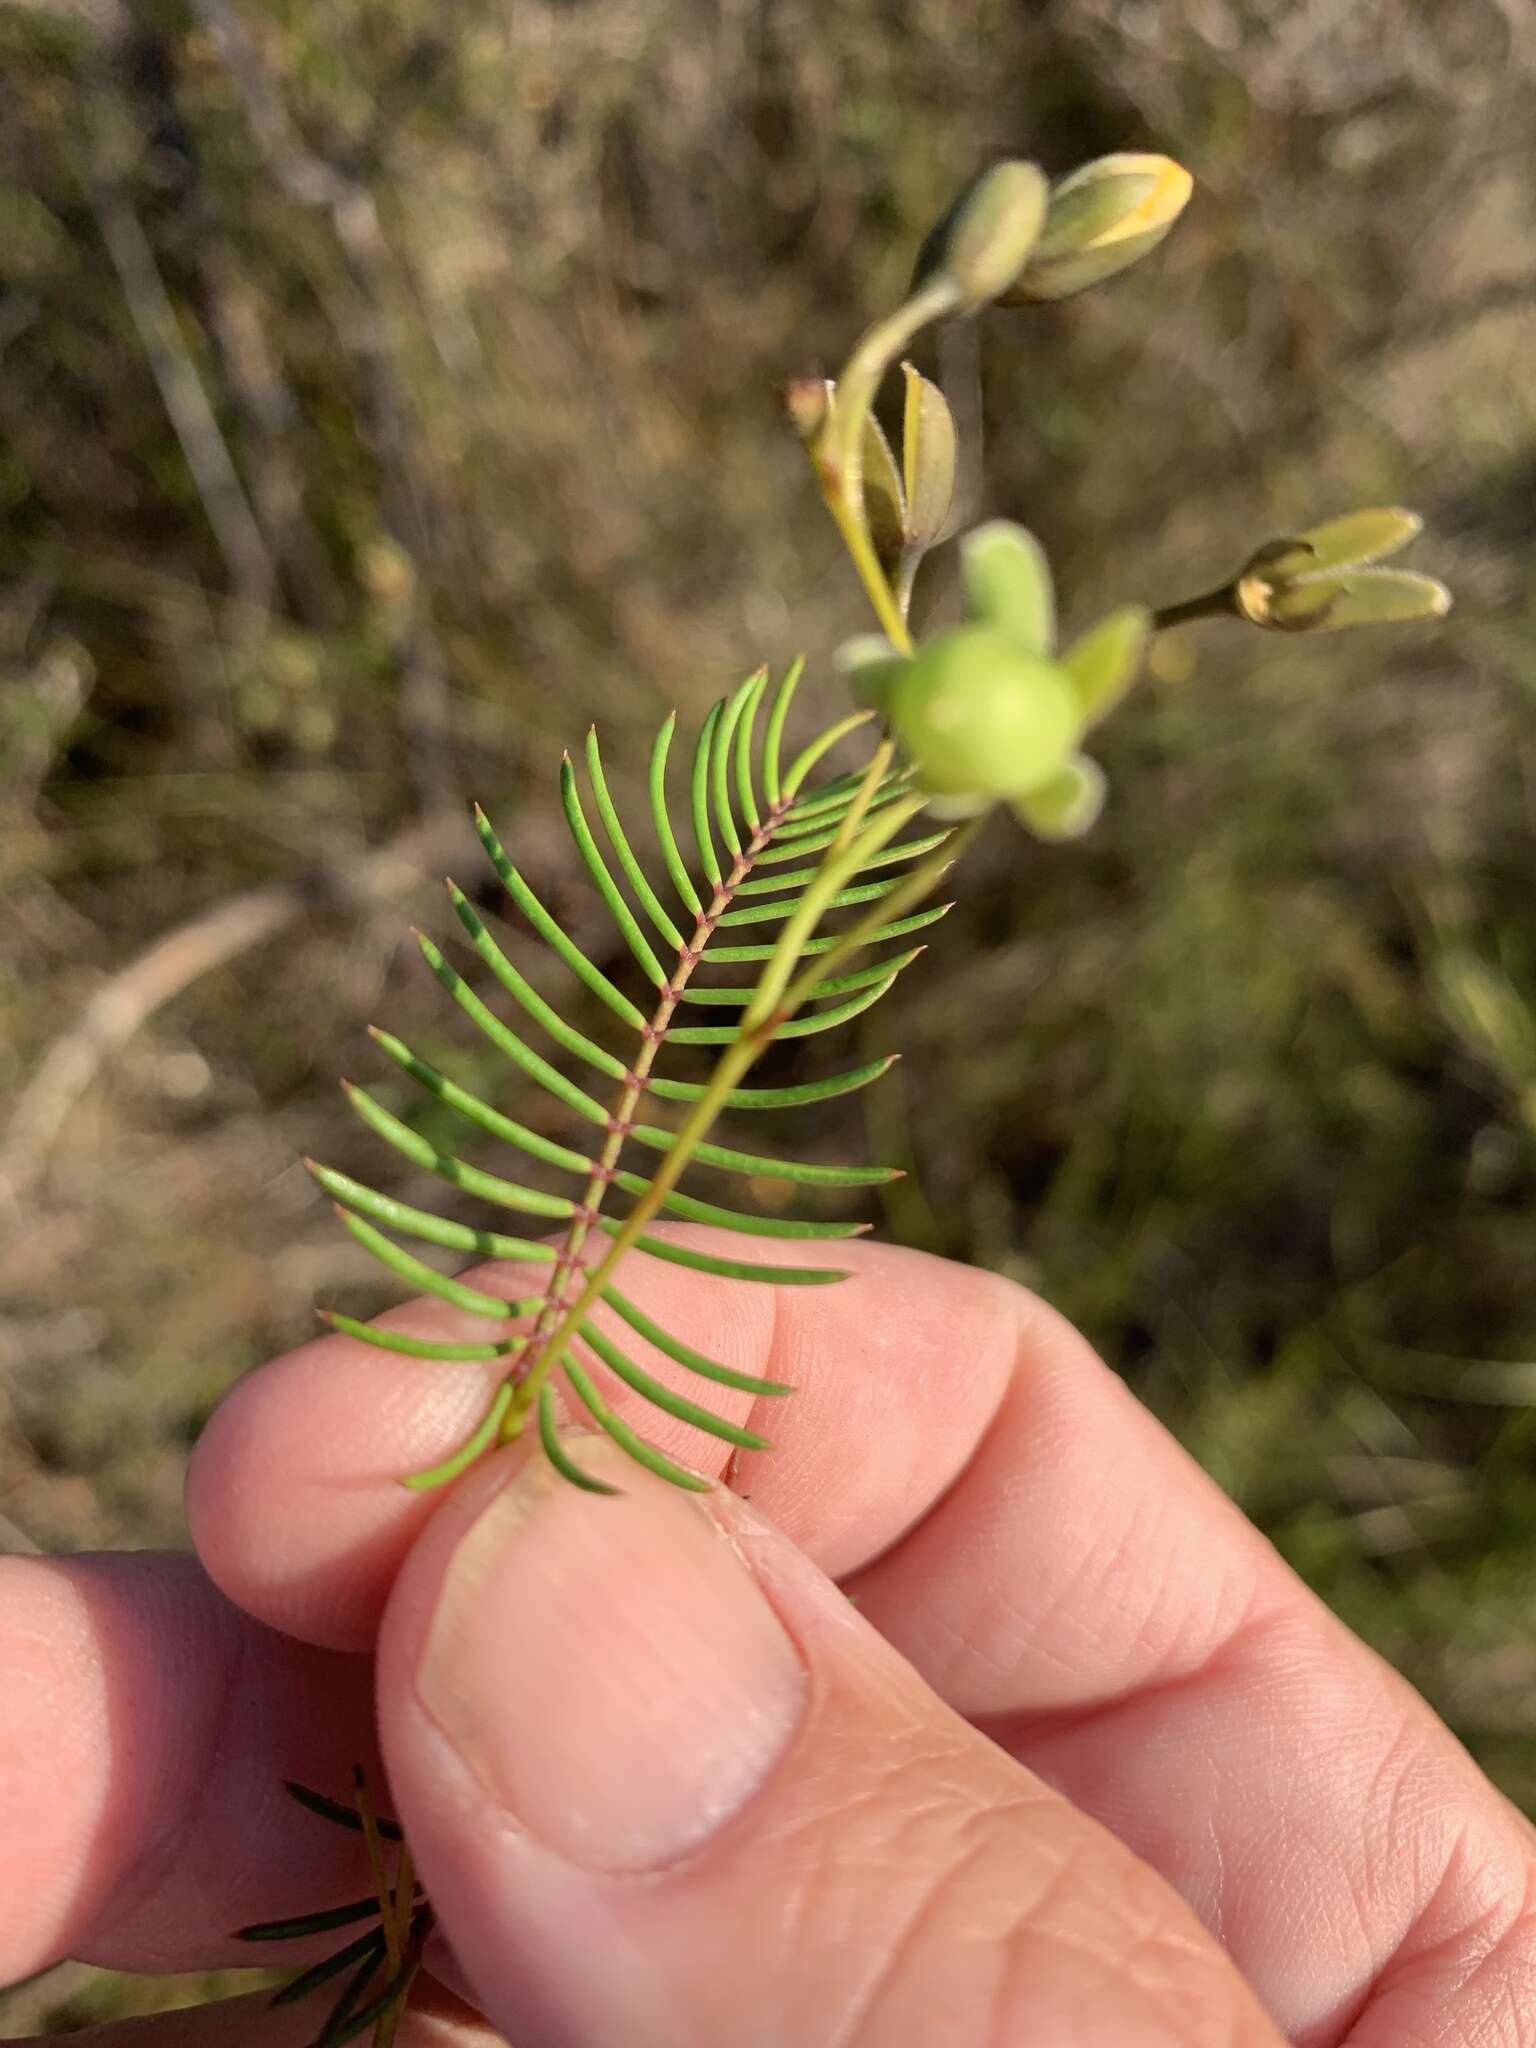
left=647, top=1054, right=897, bottom=1107
left=400, top=1382, right=514, bottom=1490
left=562, top=1354, right=711, bottom=1490
left=602, top=1283, right=793, bottom=1395
left=1013, top=752, right=1107, bottom=840
left=901, top=360, right=957, bottom=551
left=860, top=412, right=907, bottom=572
left=539, top=1388, right=622, bottom=1493
left=577, top=1319, right=769, bottom=1448
left=961, top=520, right=1054, bottom=654
left=1059, top=605, right=1150, bottom=729
left=1259, top=506, right=1422, bottom=580
left=1265, top=567, right=1452, bottom=631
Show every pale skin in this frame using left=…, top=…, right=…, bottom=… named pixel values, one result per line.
left=4, top=1231, right=1535, bottom=2046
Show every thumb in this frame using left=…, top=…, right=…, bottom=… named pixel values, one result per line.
left=378, top=1436, right=1283, bottom=2048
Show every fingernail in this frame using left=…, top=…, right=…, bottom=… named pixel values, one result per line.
left=416, top=1439, right=806, bottom=1872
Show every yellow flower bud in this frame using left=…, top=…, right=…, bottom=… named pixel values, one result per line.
left=1001, top=154, right=1193, bottom=303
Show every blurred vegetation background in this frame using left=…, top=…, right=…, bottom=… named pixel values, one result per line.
left=3, top=0, right=1535, bottom=2027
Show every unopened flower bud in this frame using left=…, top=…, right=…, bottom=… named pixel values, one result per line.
left=910, top=160, right=1050, bottom=314
left=1233, top=507, right=1450, bottom=633
left=1001, top=154, right=1192, bottom=303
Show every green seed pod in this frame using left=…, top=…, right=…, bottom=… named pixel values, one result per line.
left=1001, top=154, right=1192, bottom=303
left=910, top=160, right=1050, bottom=314
left=887, top=626, right=1078, bottom=800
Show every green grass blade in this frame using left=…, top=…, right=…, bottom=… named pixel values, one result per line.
left=585, top=728, right=686, bottom=951
left=415, top=932, right=612, bottom=1127
left=577, top=1319, right=768, bottom=1448
left=715, top=873, right=906, bottom=927
left=561, top=753, right=669, bottom=989
left=647, top=1055, right=898, bottom=1107
left=691, top=700, right=723, bottom=887
left=707, top=903, right=951, bottom=961
left=368, top=1027, right=599, bottom=1172
left=676, top=948, right=921, bottom=1007
left=734, top=828, right=950, bottom=893
left=612, top=1169, right=866, bottom=1238
left=474, top=805, right=647, bottom=1029
left=538, top=1386, right=622, bottom=1493
left=318, top=1311, right=524, bottom=1361
left=626, top=1123, right=900, bottom=1188
left=341, top=1081, right=574, bottom=1219
left=562, top=1354, right=711, bottom=1490
left=401, top=1382, right=514, bottom=1489
left=781, top=711, right=875, bottom=801
left=445, top=885, right=628, bottom=1082
left=760, top=655, right=804, bottom=807
left=732, top=666, right=770, bottom=833
left=330, top=1209, right=526, bottom=1316
left=602, top=1284, right=793, bottom=1394
left=608, top=1223, right=849, bottom=1285
left=650, top=712, right=703, bottom=919
left=312, top=1162, right=556, bottom=1265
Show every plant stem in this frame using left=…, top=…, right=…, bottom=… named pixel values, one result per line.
left=504, top=791, right=933, bottom=1434
left=1151, top=585, right=1236, bottom=631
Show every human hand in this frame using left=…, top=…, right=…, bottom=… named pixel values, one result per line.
left=4, top=1237, right=1534, bottom=2046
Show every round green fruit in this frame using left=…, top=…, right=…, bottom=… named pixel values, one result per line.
left=888, top=628, right=1079, bottom=799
